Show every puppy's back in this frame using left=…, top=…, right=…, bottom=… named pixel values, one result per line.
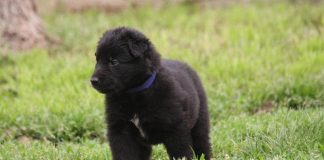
left=161, top=59, right=202, bottom=89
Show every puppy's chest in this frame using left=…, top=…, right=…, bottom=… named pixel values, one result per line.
left=130, top=114, right=147, bottom=138
left=129, top=113, right=164, bottom=142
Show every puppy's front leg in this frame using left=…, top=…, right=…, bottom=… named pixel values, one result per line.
left=164, top=132, right=194, bottom=160
left=108, top=124, right=151, bottom=160
left=106, top=101, right=152, bottom=160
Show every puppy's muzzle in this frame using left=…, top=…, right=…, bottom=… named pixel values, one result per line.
left=90, top=76, right=100, bottom=87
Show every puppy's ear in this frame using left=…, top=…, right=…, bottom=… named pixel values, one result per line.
left=128, top=40, right=148, bottom=58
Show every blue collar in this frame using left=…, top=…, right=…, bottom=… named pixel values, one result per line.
left=127, top=71, right=157, bottom=93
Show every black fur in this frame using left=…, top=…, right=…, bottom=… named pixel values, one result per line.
left=91, top=27, right=211, bottom=160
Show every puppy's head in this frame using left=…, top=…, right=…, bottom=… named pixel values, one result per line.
left=91, top=27, right=160, bottom=94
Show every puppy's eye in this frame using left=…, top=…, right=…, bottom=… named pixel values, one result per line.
left=109, top=57, right=119, bottom=66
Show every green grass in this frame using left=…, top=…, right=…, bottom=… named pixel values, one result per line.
left=1, top=1, right=324, bottom=159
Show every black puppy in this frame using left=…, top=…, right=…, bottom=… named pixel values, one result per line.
left=91, top=27, right=211, bottom=160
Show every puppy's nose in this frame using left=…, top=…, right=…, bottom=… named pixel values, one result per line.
left=90, top=77, right=100, bottom=86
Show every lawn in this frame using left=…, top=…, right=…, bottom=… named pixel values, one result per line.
left=1, top=1, right=324, bottom=159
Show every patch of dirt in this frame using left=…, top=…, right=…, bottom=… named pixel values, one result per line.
left=197, top=0, right=251, bottom=8
left=18, top=136, right=32, bottom=144
left=35, top=0, right=188, bottom=14
left=60, top=0, right=130, bottom=13
left=255, top=101, right=275, bottom=115
left=32, top=0, right=324, bottom=15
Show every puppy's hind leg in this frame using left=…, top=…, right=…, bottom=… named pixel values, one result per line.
left=191, top=97, right=211, bottom=160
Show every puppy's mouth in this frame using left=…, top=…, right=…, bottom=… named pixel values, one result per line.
left=92, top=85, right=114, bottom=94
left=90, top=76, right=116, bottom=94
